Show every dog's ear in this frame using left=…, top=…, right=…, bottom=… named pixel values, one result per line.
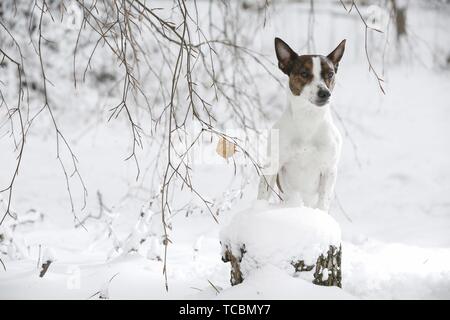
left=275, top=37, right=298, bottom=75
left=327, top=39, right=346, bottom=72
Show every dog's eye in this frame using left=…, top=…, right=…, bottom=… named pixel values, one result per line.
left=327, top=72, right=334, bottom=79
left=300, top=71, right=309, bottom=78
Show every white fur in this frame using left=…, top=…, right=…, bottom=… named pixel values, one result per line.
left=257, top=58, right=342, bottom=211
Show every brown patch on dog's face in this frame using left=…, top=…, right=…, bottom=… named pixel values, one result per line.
left=288, top=55, right=314, bottom=96
left=320, top=57, right=336, bottom=91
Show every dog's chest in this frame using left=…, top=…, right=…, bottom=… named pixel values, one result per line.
left=283, top=135, right=336, bottom=170
left=278, top=125, right=340, bottom=197
left=279, top=120, right=339, bottom=170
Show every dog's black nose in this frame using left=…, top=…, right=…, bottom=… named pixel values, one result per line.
left=318, top=89, right=331, bottom=99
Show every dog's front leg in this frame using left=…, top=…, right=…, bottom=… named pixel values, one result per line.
left=317, top=167, right=337, bottom=211
left=257, top=174, right=277, bottom=201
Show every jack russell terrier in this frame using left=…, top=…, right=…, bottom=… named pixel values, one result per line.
left=257, top=37, right=346, bottom=212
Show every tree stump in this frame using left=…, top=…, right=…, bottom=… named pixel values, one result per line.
left=313, top=245, right=342, bottom=287
left=222, top=244, right=341, bottom=288
left=220, top=205, right=342, bottom=288
left=222, top=245, right=245, bottom=286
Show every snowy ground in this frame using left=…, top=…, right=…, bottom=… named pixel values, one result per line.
left=1, top=1, right=450, bottom=299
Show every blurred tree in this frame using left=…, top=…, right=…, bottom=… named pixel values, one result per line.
left=389, top=0, right=407, bottom=40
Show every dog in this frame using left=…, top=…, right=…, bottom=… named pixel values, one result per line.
left=257, top=37, right=346, bottom=212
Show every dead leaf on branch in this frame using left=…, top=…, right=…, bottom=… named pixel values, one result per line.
left=216, top=137, right=236, bottom=159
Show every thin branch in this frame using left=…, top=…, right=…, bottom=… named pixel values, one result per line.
left=340, top=0, right=385, bottom=94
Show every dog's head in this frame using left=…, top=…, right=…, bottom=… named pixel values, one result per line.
left=275, top=37, right=346, bottom=107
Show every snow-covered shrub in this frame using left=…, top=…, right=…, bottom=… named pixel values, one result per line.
left=0, top=208, right=44, bottom=261
left=120, top=206, right=172, bottom=260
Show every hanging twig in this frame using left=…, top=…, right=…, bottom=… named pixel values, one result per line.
left=340, top=0, right=385, bottom=94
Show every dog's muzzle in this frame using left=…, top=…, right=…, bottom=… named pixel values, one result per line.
left=315, top=88, right=331, bottom=106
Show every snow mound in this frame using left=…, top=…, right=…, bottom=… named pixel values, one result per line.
left=220, top=204, right=341, bottom=277
left=216, top=265, right=355, bottom=300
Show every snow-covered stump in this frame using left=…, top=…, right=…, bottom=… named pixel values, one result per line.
left=220, top=205, right=342, bottom=288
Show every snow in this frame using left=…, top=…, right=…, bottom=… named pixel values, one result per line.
left=220, top=203, right=341, bottom=276
left=322, top=268, right=329, bottom=281
left=41, top=248, right=56, bottom=263
left=1, top=0, right=450, bottom=300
